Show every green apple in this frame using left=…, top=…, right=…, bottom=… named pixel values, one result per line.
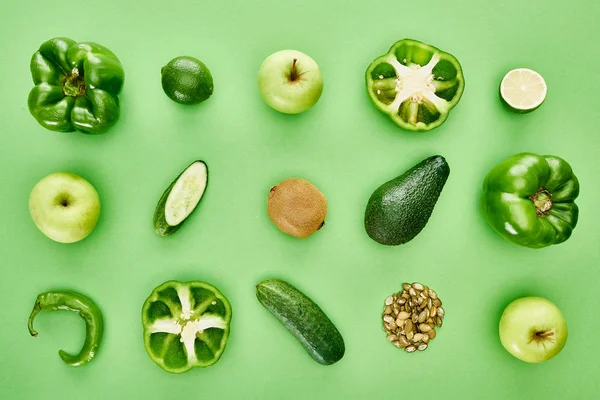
left=29, top=172, right=101, bottom=243
left=499, top=297, right=567, bottom=363
left=258, top=49, right=324, bottom=114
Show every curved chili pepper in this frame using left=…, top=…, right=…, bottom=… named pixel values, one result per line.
left=28, top=290, right=104, bottom=366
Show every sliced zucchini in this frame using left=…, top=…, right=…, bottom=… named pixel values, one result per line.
left=153, top=160, right=208, bottom=236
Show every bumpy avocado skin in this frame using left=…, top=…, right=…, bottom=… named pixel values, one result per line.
left=364, top=156, right=450, bottom=246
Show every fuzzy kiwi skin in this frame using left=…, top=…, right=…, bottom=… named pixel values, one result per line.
left=267, top=178, right=327, bottom=238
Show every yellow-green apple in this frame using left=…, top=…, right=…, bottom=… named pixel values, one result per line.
left=258, top=50, right=324, bottom=114
left=29, top=172, right=100, bottom=243
left=499, top=297, right=567, bottom=363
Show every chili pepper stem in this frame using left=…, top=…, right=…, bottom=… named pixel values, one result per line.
left=27, top=300, right=42, bottom=337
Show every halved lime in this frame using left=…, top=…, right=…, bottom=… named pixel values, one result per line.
left=500, top=68, right=547, bottom=112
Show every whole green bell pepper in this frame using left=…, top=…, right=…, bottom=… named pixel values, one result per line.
left=28, top=37, right=125, bottom=134
left=141, top=280, right=232, bottom=374
left=366, top=39, right=465, bottom=131
left=481, top=153, right=580, bottom=248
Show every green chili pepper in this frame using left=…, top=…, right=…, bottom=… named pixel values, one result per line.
left=28, top=290, right=104, bottom=366
left=141, top=280, right=232, bottom=374
left=366, top=39, right=465, bottom=131
left=28, top=37, right=125, bottom=134
left=481, top=153, right=580, bottom=248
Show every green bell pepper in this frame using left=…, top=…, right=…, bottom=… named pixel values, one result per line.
left=482, top=153, right=580, bottom=248
left=27, top=290, right=104, bottom=366
left=366, top=39, right=465, bottom=131
left=28, top=37, right=124, bottom=134
left=141, top=280, right=232, bottom=373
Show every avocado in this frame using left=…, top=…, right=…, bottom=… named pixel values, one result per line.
left=364, top=156, right=450, bottom=245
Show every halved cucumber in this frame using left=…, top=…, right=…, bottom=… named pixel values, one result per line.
left=153, top=160, right=208, bottom=236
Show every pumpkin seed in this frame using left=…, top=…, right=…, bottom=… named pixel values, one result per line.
left=382, top=282, right=444, bottom=353
left=405, top=345, right=417, bottom=353
left=400, top=335, right=410, bottom=347
left=397, top=311, right=410, bottom=320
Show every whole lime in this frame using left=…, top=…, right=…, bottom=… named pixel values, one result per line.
left=161, top=56, right=214, bottom=105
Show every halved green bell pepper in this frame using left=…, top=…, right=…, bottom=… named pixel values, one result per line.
left=28, top=37, right=124, bottom=134
left=141, top=280, right=232, bottom=374
left=366, top=39, right=465, bottom=131
left=482, top=153, right=580, bottom=248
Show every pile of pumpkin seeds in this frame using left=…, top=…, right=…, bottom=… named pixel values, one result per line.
left=382, top=282, right=444, bottom=353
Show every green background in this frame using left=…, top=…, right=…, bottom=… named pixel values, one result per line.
left=1, top=0, right=599, bottom=398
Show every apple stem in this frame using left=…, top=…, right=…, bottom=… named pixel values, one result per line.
left=289, top=58, right=300, bottom=82
left=536, top=330, right=554, bottom=338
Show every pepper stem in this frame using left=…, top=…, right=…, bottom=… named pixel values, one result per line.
left=28, top=301, right=42, bottom=337
left=529, top=188, right=553, bottom=216
left=62, top=68, right=86, bottom=97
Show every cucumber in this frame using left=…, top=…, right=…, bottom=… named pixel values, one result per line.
left=153, top=160, right=208, bottom=236
left=256, top=279, right=345, bottom=365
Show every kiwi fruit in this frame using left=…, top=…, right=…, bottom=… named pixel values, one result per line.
left=267, top=178, right=327, bottom=238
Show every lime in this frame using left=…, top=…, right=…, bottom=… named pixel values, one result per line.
left=500, top=68, right=547, bottom=112
left=161, top=56, right=213, bottom=105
